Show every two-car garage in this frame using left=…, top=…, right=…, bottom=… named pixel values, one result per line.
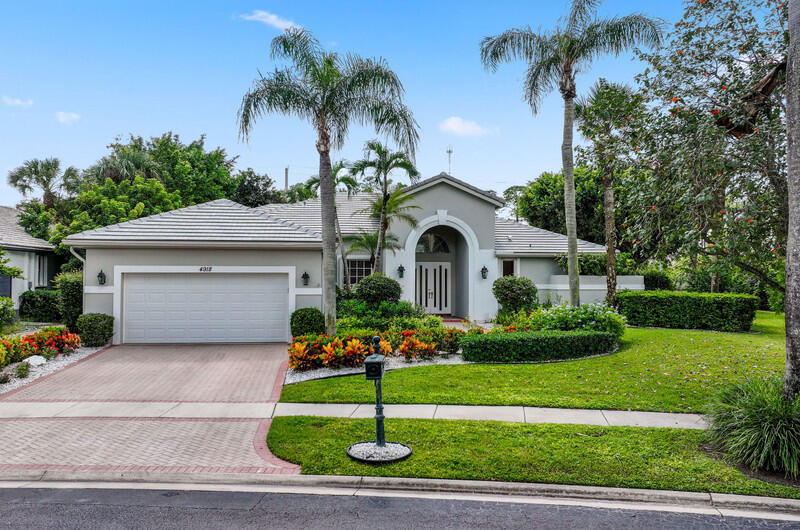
left=122, top=272, right=290, bottom=344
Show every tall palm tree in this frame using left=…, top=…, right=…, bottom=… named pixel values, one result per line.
left=480, top=0, right=662, bottom=305
left=575, top=79, right=640, bottom=306
left=238, top=28, right=419, bottom=335
left=7, top=157, right=80, bottom=209
left=87, top=149, right=160, bottom=185
left=352, top=140, right=419, bottom=273
left=344, top=230, right=401, bottom=272
left=309, top=161, right=360, bottom=289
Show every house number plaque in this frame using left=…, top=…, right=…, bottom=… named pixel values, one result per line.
left=199, top=266, right=213, bottom=272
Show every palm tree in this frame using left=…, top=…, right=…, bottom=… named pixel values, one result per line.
left=238, top=28, right=419, bottom=335
left=362, top=187, right=420, bottom=259
left=7, top=157, right=80, bottom=209
left=352, top=140, right=419, bottom=273
left=87, top=149, right=160, bottom=185
left=309, top=161, right=360, bottom=289
left=575, top=79, right=640, bottom=306
left=480, top=0, right=662, bottom=305
left=344, top=230, right=401, bottom=272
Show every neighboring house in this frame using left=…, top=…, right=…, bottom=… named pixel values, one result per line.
left=64, top=173, right=643, bottom=345
left=0, top=206, right=56, bottom=308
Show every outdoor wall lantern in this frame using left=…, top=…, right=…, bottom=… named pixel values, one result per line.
left=480, top=266, right=488, bottom=279
left=301, top=272, right=310, bottom=286
left=97, top=270, right=106, bottom=285
left=397, top=265, right=405, bottom=278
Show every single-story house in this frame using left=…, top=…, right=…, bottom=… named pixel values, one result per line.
left=64, top=173, right=643, bottom=344
left=0, top=206, right=56, bottom=308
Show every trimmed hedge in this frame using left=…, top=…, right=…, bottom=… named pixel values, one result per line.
left=76, top=313, right=114, bottom=347
left=616, top=290, right=759, bottom=332
left=641, top=269, right=673, bottom=291
left=290, top=307, right=325, bottom=337
left=55, top=271, right=83, bottom=331
left=354, top=274, right=401, bottom=306
left=460, top=330, right=617, bottom=363
left=18, top=289, right=61, bottom=322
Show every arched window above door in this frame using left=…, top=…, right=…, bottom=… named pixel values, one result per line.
left=415, top=233, right=450, bottom=253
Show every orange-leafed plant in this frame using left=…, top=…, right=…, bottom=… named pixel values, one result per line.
left=342, top=338, right=368, bottom=367
left=288, top=341, right=315, bottom=371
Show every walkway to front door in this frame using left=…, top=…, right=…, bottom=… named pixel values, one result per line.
left=415, top=262, right=451, bottom=314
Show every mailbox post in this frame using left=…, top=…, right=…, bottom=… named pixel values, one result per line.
left=346, top=336, right=412, bottom=463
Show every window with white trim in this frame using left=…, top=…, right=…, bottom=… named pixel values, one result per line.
left=36, top=254, right=48, bottom=287
left=347, top=259, right=372, bottom=285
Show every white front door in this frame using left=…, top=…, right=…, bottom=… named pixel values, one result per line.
left=415, top=262, right=451, bottom=314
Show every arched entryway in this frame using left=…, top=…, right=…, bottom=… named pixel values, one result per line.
left=413, top=226, right=469, bottom=315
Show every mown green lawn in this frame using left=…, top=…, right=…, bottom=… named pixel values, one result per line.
left=268, top=416, right=800, bottom=499
left=280, top=311, right=785, bottom=413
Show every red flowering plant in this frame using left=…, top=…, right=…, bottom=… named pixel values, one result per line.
left=441, top=328, right=465, bottom=357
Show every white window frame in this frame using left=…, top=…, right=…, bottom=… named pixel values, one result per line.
left=346, top=258, right=373, bottom=285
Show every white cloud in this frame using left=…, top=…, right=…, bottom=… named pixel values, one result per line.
left=439, top=116, right=487, bottom=137
left=2, top=95, right=33, bottom=108
left=56, top=111, right=80, bottom=124
left=239, top=10, right=298, bottom=30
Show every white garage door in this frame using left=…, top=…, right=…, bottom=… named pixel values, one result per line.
left=123, top=273, right=289, bottom=343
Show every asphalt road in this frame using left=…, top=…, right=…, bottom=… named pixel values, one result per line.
left=0, top=487, right=797, bottom=529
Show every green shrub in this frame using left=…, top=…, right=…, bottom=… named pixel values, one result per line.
left=527, top=303, right=626, bottom=340
left=640, top=269, right=673, bottom=291
left=616, top=290, right=759, bottom=332
left=492, top=276, right=538, bottom=315
left=461, top=330, right=617, bottom=363
left=708, top=377, right=800, bottom=478
left=18, top=289, right=61, bottom=322
left=338, top=299, right=422, bottom=320
left=75, top=313, right=114, bottom=347
left=290, top=307, right=325, bottom=337
left=55, top=271, right=83, bottom=331
left=337, top=313, right=441, bottom=333
left=354, top=274, right=401, bottom=306
left=0, top=297, right=15, bottom=326
left=555, top=253, right=607, bottom=275
left=16, top=361, right=29, bottom=378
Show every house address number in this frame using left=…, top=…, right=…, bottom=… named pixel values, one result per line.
left=199, top=266, right=213, bottom=272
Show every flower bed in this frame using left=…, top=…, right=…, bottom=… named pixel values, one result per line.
left=288, top=327, right=466, bottom=371
left=0, top=327, right=81, bottom=368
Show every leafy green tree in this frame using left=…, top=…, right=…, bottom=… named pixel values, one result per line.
left=16, top=201, right=54, bottom=241
left=238, top=28, right=419, bottom=335
left=575, top=79, right=643, bottom=304
left=7, top=158, right=81, bottom=209
left=352, top=140, right=418, bottom=273
left=517, top=167, right=605, bottom=245
left=502, top=185, right=526, bottom=222
left=50, top=177, right=182, bottom=269
left=628, top=0, right=786, bottom=294
left=231, top=168, right=285, bottom=207
left=480, top=0, right=663, bottom=305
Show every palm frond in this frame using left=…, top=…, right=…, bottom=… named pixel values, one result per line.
left=565, top=0, right=601, bottom=34
left=578, top=14, right=663, bottom=62
left=237, top=69, right=317, bottom=140
left=270, top=27, right=325, bottom=80
left=523, top=53, right=562, bottom=114
left=480, top=28, right=548, bottom=71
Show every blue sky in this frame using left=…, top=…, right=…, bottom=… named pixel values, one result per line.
left=0, top=1, right=680, bottom=206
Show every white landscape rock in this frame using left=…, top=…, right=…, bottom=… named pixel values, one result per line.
left=25, top=355, right=47, bottom=367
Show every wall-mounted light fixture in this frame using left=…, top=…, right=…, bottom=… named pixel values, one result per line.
left=97, top=270, right=107, bottom=285
left=480, top=266, right=488, bottom=279
left=301, top=272, right=310, bottom=286
left=397, top=265, right=405, bottom=278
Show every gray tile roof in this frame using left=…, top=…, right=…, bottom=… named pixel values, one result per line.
left=63, top=199, right=321, bottom=247
left=258, top=192, right=379, bottom=235
left=0, top=206, right=53, bottom=251
left=494, top=217, right=606, bottom=256
left=402, top=172, right=505, bottom=206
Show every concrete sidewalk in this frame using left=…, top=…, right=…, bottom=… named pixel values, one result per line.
left=0, top=401, right=707, bottom=429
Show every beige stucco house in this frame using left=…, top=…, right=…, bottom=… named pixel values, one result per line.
left=64, top=173, right=643, bottom=344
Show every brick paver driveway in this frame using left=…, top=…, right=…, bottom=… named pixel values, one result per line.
left=0, top=344, right=299, bottom=475
left=1, top=344, right=287, bottom=403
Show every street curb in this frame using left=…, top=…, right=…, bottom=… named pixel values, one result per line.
left=2, top=470, right=799, bottom=515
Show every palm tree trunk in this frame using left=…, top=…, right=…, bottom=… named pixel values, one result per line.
left=785, top=0, right=800, bottom=400
left=562, top=95, right=580, bottom=306
left=603, top=174, right=617, bottom=306
left=317, top=139, right=337, bottom=336
left=336, top=204, right=350, bottom=289
left=374, top=177, right=388, bottom=274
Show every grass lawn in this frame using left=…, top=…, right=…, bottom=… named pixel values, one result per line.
left=280, top=311, right=785, bottom=413
left=268, top=416, right=800, bottom=499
